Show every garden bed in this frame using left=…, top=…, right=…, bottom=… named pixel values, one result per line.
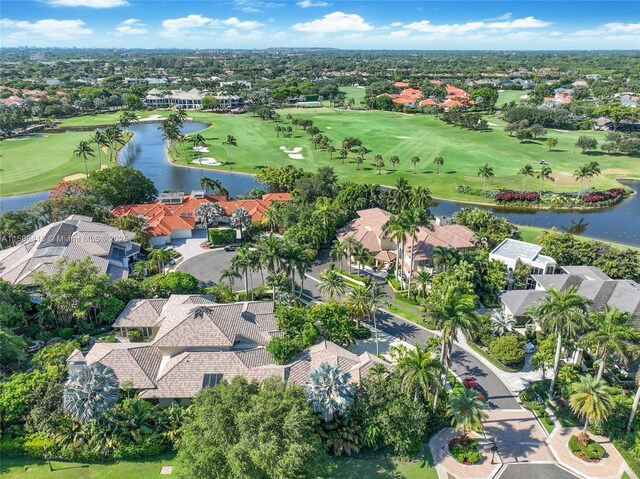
left=448, top=437, right=482, bottom=465
left=569, top=434, right=606, bottom=463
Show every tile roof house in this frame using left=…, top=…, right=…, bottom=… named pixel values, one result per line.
left=336, top=208, right=475, bottom=275
left=69, top=296, right=389, bottom=405
left=112, top=191, right=291, bottom=246
left=0, top=215, right=140, bottom=285
left=490, top=239, right=556, bottom=288
left=500, top=265, right=640, bottom=326
left=144, top=88, right=206, bottom=110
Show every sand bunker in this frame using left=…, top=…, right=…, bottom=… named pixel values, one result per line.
left=186, top=117, right=193, bottom=120
left=6, top=133, right=48, bottom=141
left=63, top=164, right=108, bottom=182
left=487, top=122, right=498, bottom=126
left=280, top=146, right=303, bottom=154
left=326, top=126, right=332, bottom=129
left=551, top=172, right=577, bottom=185
left=147, top=114, right=163, bottom=120
left=395, top=136, right=412, bottom=139
left=288, top=153, right=304, bottom=160
left=192, top=157, right=221, bottom=166
left=553, top=129, right=570, bottom=132
left=193, top=146, right=209, bottom=152
left=279, top=146, right=287, bottom=150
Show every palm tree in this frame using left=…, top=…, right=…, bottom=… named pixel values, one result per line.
left=537, top=166, right=554, bottom=194
left=327, top=145, right=337, bottom=159
left=518, top=164, right=535, bottom=192
left=414, top=269, right=432, bottom=298
left=477, top=163, right=495, bottom=192
left=191, top=133, right=206, bottom=151
left=73, top=140, right=95, bottom=177
left=352, top=244, right=372, bottom=276
left=261, top=204, right=281, bottom=232
left=230, top=207, right=251, bottom=239
left=389, top=155, right=400, bottom=171
left=148, top=247, right=172, bottom=274
left=574, top=164, right=590, bottom=197
left=196, top=202, right=225, bottom=229
left=318, top=265, right=347, bottom=301
left=586, top=161, right=601, bottom=190
left=382, top=214, right=407, bottom=280
left=569, top=375, right=614, bottom=435
left=433, top=156, right=444, bottom=174
left=104, top=125, right=126, bottom=165
left=258, top=233, right=283, bottom=273
left=410, top=155, right=421, bottom=174
left=432, top=246, right=455, bottom=272
left=402, top=208, right=433, bottom=296
left=231, top=246, right=252, bottom=293
left=354, top=155, right=364, bottom=170
left=340, top=147, right=349, bottom=163
left=346, top=284, right=371, bottom=328
left=424, top=283, right=478, bottom=370
left=410, top=186, right=433, bottom=211
left=222, top=135, right=238, bottom=160
left=63, top=364, right=119, bottom=425
left=199, top=176, right=223, bottom=195
left=313, top=197, right=337, bottom=244
left=132, top=260, right=148, bottom=278
left=368, top=283, right=389, bottom=355
left=448, top=387, right=489, bottom=440
left=329, top=240, right=347, bottom=270
left=304, top=362, right=355, bottom=423
left=90, top=131, right=108, bottom=170
left=265, top=271, right=288, bottom=301
left=220, top=267, right=241, bottom=290
left=527, top=287, right=589, bottom=396
left=628, top=370, right=640, bottom=432
left=396, top=343, right=443, bottom=408
left=580, top=307, right=640, bottom=380
left=340, top=236, right=361, bottom=274
left=490, top=311, right=516, bottom=336
left=374, top=155, right=385, bottom=175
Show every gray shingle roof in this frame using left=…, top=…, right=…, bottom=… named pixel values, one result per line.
left=499, top=290, right=546, bottom=316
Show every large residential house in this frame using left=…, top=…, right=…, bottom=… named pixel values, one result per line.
left=68, top=296, right=388, bottom=406
left=378, top=81, right=473, bottom=110
left=336, top=208, right=475, bottom=276
left=0, top=215, right=140, bottom=285
left=500, top=265, right=640, bottom=326
left=144, top=88, right=206, bottom=110
left=489, top=239, right=556, bottom=289
left=113, top=191, right=291, bottom=246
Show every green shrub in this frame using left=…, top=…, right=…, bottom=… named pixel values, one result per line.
left=489, top=333, right=526, bottom=367
left=208, top=228, right=237, bottom=245
left=266, top=337, right=304, bottom=364
left=569, top=435, right=606, bottom=462
left=57, top=327, right=74, bottom=340
left=112, top=438, right=167, bottom=460
left=449, top=438, right=482, bottom=464
left=0, top=437, right=25, bottom=456
left=127, top=329, right=143, bottom=342
left=99, top=335, right=117, bottom=343
left=22, top=434, right=59, bottom=457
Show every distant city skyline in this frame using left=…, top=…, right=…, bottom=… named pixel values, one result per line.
left=1, top=0, right=638, bottom=50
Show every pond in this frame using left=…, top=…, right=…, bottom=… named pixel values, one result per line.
left=1, top=121, right=639, bottom=247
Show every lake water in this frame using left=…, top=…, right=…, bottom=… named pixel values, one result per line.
left=1, top=121, right=639, bottom=247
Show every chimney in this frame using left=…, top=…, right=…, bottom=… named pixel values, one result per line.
left=435, top=216, right=447, bottom=226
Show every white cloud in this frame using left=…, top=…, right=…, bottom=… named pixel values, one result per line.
left=297, top=0, right=330, bottom=8
left=115, top=18, right=146, bottom=35
left=211, top=17, right=264, bottom=29
left=233, top=0, right=283, bottom=13
left=398, top=16, right=550, bottom=36
left=572, top=22, right=640, bottom=39
left=486, top=16, right=551, bottom=29
left=44, top=0, right=128, bottom=7
left=293, top=11, right=372, bottom=33
left=0, top=18, right=92, bottom=39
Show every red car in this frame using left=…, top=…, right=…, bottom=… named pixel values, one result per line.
left=462, top=377, right=485, bottom=400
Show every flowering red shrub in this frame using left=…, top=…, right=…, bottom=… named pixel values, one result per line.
left=582, top=188, right=626, bottom=204
left=49, top=181, right=87, bottom=199
left=495, top=190, right=540, bottom=203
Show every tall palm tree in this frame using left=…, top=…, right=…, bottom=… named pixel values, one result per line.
left=231, top=246, right=252, bottom=293
left=63, top=364, right=119, bottom=425
left=281, top=241, right=311, bottom=294
left=374, top=155, right=385, bottom=175
left=222, top=135, right=238, bottom=160
left=628, top=370, right=640, bottom=432
left=261, top=204, right=281, bottom=232
left=477, top=163, right=495, bottom=192
left=574, top=164, right=590, bottom=197
left=340, top=236, right=361, bottom=274
left=329, top=240, right=347, bottom=270
left=448, top=387, right=489, bottom=440
left=196, top=202, right=225, bottom=229
left=382, top=214, right=407, bottom=281
left=230, top=207, right=251, bottom=239
left=586, top=161, right=601, bottom=190
left=580, top=307, right=640, bottom=380
left=352, top=244, right=372, bottom=276
left=518, top=164, right=535, bottom=193
left=354, top=155, right=364, bottom=170
left=489, top=311, right=516, bottom=336
left=105, top=125, right=126, bottom=165
left=569, top=375, right=614, bottom=435
left=414, top=269, right=432, bottom=298
left=73, top=140, right=95, bottom=177
left=410, top=155, right=421, bottom=174
left=220, top=267, right=241, bottom=290
left=340, top=147, right=349, bottom=163
left=199, top=176, right=223, bottom=195
left=346, top=284, right=371, bottom=328
left=402, top=208, right=433, bottom=296
left=396, top=343, right=443, bottom=409
left=424, top=283, right=478, bottom=370
left=537, top=166, right=554, bottom=194
left=410, top=186, right=433, bottom=211
left=313, top=197, right=337, bottom=244
left=148, top=247, right=172, bottom=274
left=527, top=287, right=589, bottom=396
left=327, top=145, right=337, bottom=159
left=90, top=131, right=108, bottom=170
left=304, top=362, right=355, bottom=423
left=433, top=156, right=444, bottom=174
left=389, top=155, right=400, bottom=171
left=266, top=271, right=289, bottom=301
left=432, top=246, right=456, bottom=272
left=368, top=283, right=389, bottom=355
left=258, top=233, right=283, bottom=273
left=318, top=265, right=347, bottom=301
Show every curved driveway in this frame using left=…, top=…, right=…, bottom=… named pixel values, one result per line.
left=179, top=249, right=520, bottom=409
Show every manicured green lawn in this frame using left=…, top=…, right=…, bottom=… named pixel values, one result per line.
left=5, top=108, right=638, bottom=200
left=340, top=86, right=368, bottom=107
left=167, top=108, right=637, bottom=201
left=1, top=451, right=437, bottom=479
left=0, top=454, right=175, bottom=479
left=0, top=132, right=108, bottom=196
left=496, top=89, right=532, bottom=106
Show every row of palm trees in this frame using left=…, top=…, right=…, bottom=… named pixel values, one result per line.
left=73, top=114, right=133, bottom=176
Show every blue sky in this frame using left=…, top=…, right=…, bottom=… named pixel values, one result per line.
left=1, top=0, right=639, bottom=50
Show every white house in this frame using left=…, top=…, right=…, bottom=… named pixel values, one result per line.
left=490, top=239, right=556, bottom=289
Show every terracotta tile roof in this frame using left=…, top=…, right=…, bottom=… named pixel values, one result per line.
left=336, top=208, right=391, bottom=254
left=394, top=81, right=410, bottom=88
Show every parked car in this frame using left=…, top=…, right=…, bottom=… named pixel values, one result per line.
left=462, top=376, right=486, bottom=400
left=224, top=243, right=241, bottom=252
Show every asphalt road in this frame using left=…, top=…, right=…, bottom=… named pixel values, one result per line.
left=496, top=464, right=579, bottom=479
left=179, top=248, right=520, bottom=410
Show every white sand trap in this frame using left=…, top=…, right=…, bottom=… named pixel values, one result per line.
left=279, top=146, right=287, bottom=150
left=558, top=171, right=573, bottom=176
left=487, top=122, right=498, bottom=126
left=288, top=153, right=304, bottom=160
left=192, top=157, right=221, bottom=166
left=282, top=147, right=303, bottom=154
left=147, top=114, right=163, bottom=120
left=395, top=136, right=412, bottom=139
left=186, top=117, right=193, bottom=120
left=554, top=129, right=570, bottom=132
left=193, top=146, right=209, bottom=152
left=6, top=133, right=48, bottom=141
left=326, top=126, right=332, bottom=129
left=63, top=164, right=108, bottom=182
